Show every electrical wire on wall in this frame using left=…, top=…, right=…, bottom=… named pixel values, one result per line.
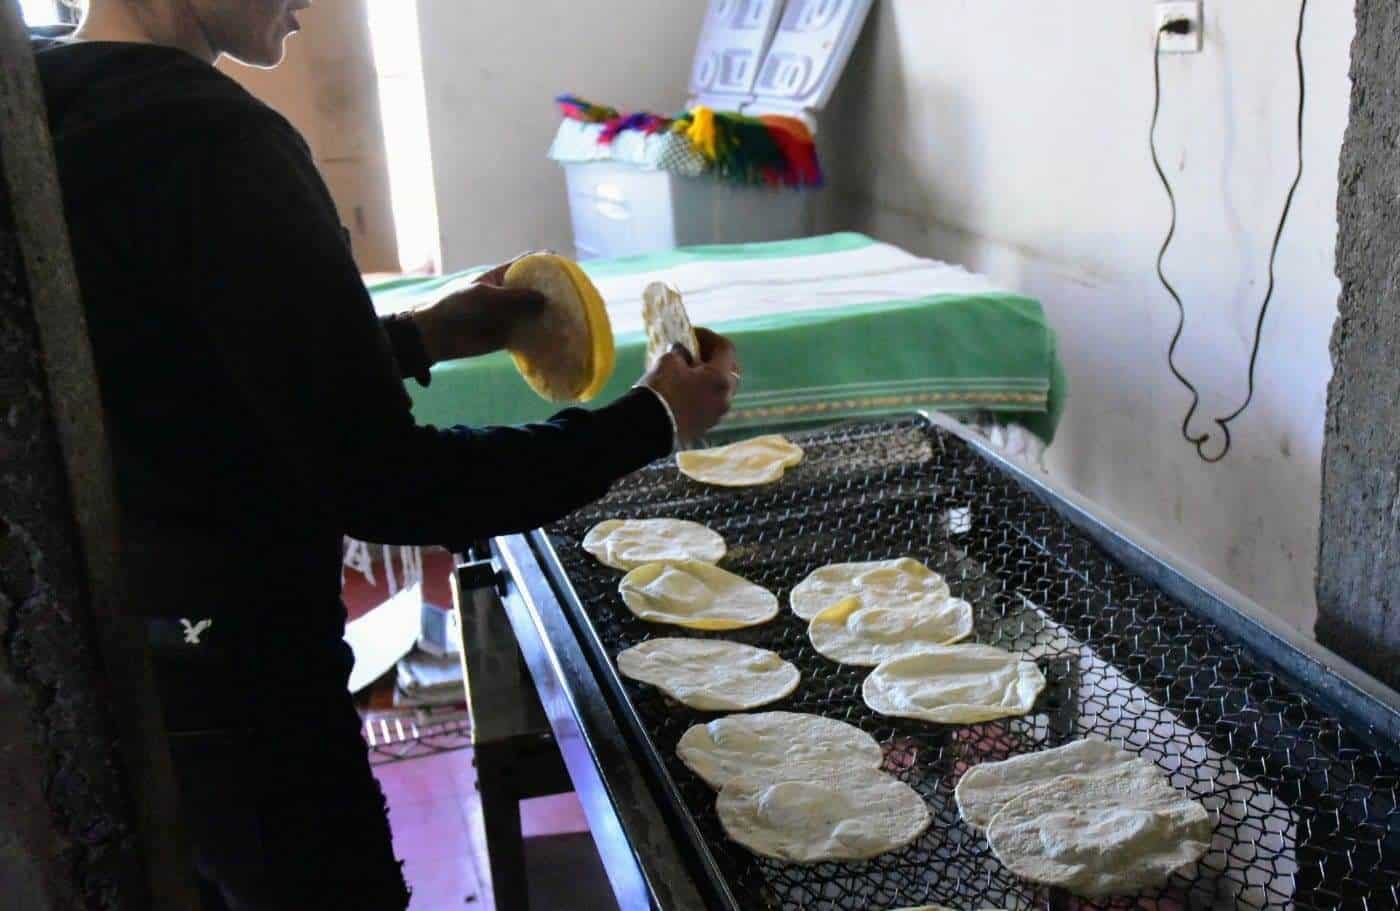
left=1150, top=0, right=1309, bottom=463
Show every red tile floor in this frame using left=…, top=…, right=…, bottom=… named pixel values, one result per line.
left=346, top=548, right=619, bottom=909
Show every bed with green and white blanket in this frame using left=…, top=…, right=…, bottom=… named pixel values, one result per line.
left=369, top=233, right=1066, bottom=453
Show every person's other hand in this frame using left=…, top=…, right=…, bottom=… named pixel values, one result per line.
left=410, top=283, right=545, bottom=363
left=640, top=328, right=741, bottom=444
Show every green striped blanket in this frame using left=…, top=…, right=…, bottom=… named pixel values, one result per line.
left=370, top=233, right=1065, bottom=444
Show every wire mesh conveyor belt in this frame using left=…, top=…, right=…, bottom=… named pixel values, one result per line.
left=538, top=418, right=1400, bottom=911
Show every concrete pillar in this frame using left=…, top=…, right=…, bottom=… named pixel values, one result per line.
left=0, top=2, right=195, bottom=905
left=1318, top=0, right=1400, bottom=690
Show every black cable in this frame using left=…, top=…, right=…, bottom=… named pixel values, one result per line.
left=1150, top=1, right=1308, bottom=463
left=1150, top=24, right=1208, bottom=458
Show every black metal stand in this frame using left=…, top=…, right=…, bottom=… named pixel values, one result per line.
left=453, top=554, right=572, bottom=911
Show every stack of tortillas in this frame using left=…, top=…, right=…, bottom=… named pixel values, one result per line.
left=791, top=558, right=953, bottom=621
left=678, top=434, right=804, bottom=487
left=504, top=253, right=614, bottom=401
left=792, top=558, right=975, bottom=666
left=955, top=740, right=1213, bottom=897
left=675, top=711, right=931, bottom=863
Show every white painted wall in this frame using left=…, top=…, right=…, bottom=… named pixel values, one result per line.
left=415, top=0, right=707, bottom=270
left=820, top=0, right=1352, bottom=635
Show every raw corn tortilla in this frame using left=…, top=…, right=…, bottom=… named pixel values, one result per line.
left=862, top=644, right=1046, bottom=724
left=504, top=254, right=613, bottom=401
left=616, top=638, right=799, bottom=711
left=809, top=594, right=974, bottom=666
left=985, top=761, right=1213, bottom=897
left=676, top=711, right=883, bottom=790
left=954, top=738, right=1138, bottom=831
left=619, top=561, right=777, bottom=630
left=717, top=766, right=930, bottom=863
left=642, top=281, right=700, bottom=368
left=677, top=435, right=804, bottom=487
left=790, top=558, right=952, bottom=621
left=583, top=518, right=726, bottom=571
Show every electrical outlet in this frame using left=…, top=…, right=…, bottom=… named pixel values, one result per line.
left=1156, top=1, right=1203, bottom=54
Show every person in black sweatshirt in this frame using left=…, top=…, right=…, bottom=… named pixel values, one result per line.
left=31, top=1, right=740, bottom=908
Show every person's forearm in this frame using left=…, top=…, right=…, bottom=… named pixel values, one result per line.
left=379, top=313, right=433, bottom=386
left=341, top=387, right=673, bottom=548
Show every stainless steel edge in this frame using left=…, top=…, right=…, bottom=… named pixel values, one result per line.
left=492, top=534, right=716, bottom=911
left=524, top=531, right=744, bottom=911
left=923, top=410, right=1400, bottom=752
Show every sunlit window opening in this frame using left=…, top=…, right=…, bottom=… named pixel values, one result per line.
left=365, top=0, right=440, bottom=276
left=19, top=0, right=67, bottom=26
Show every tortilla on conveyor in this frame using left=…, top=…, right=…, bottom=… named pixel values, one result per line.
left=790, top=558, right=952, bottom=622
left=717, top=766, right=930, bottom=863
left=583, top=518, right=726, bottom=571
left=862, top=644, right=1046, bottom=724
left=677, top=435, right=804, bottom=487
left=985, top=760, right=1213, bottom=897
left=616, top=638, right=799, bottom=711
left=954, top=738, right=1138, bottom=831
left=618, top=560, right=777, bottom=630
left=677, top=711, right=883, bottom=790
left=809, top=593, right=974, bottom=666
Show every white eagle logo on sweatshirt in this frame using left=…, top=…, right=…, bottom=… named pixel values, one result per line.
left=180, top=618, right=213, bottom=645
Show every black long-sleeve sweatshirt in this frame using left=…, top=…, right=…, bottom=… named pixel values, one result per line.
left=32, top=40, right=670, bottom=720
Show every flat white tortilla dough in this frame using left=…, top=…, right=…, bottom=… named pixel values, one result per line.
left=986, top=761, right=1213, bottom=897
left=616, top=638, right=799, bottom=711
left=676, top=711, right=883, bottom=790
left=955, top=739, right=1138, bottom=831
left=619, top=561, right=777, bottom=630
left=717, top=767, right=930, bottom=863
left=677, top=435, right=804, bottom=487
left=583, top=519, right=726, bottom=571
left=642, top=282, right=700, bottom=368
left=863, top=644, right=1046, bottom=724
left=809, top=594, right=974, bottom=666
left=790, top=558, right=952, bottom=621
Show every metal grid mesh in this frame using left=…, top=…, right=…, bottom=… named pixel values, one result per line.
left=545, top=419, right=1400, bottom=910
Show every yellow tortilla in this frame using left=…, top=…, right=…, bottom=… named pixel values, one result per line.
left=504, top=254, right=613, bottom=401
left=562, top=257, right=615, bottom=399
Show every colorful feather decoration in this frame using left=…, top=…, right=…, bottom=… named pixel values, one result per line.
left=555, top=94, right=618, bottom=124
left=556, top=94, right=823, bottom=188
left=761, top=115, right=824, bottom=187
left=681, top=106, right=721, bottom=161
left=599, top=112, right=669, bottom=145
